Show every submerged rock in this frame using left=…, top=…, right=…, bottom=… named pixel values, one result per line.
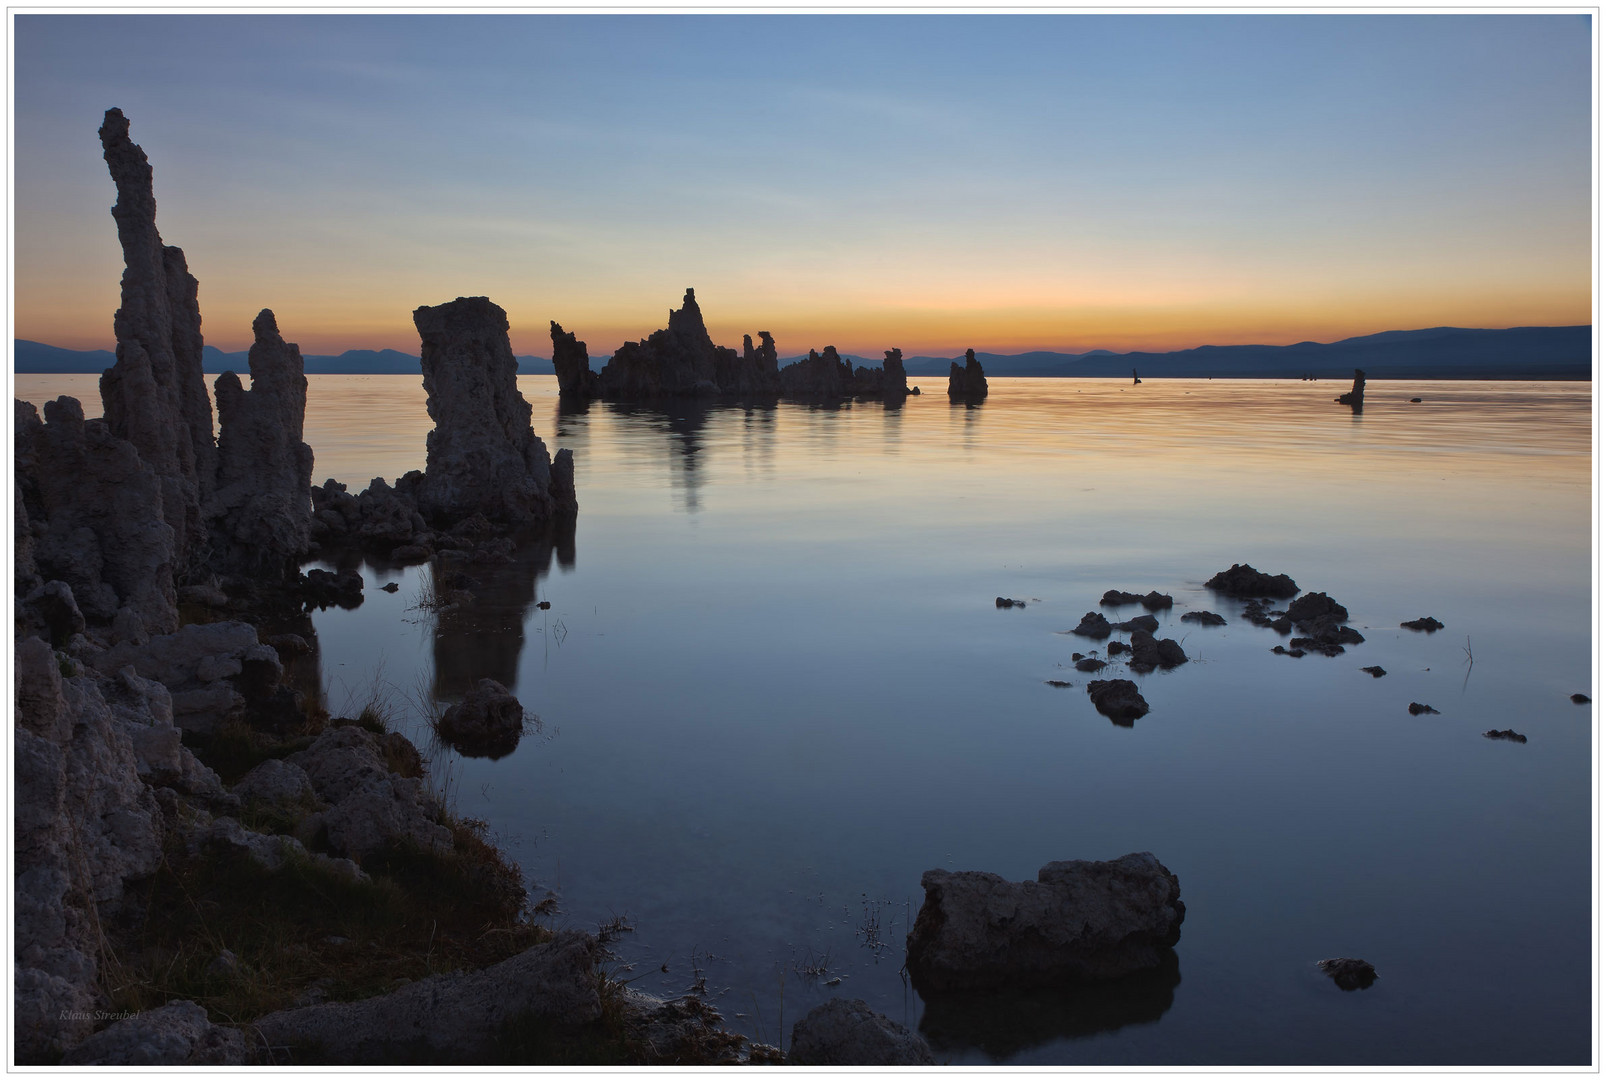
left=1140, top=591, right=1173, bottom=611
left=1483, top=728, right=1527, bottom=743
left=1317, top=957, right=1376, bottom=991
left=1112, top=614, right=1159, bottom=634
left=1570, top=693, right=1590, bottom=704
left=1074, top=657, right=1106, bottom=673
left=1400, top=616, right=1444, bottom=632
left=1101, top=590, right=1144, bottom=607
left=1408, top=702, right=1440, bottom=716
left=1179, top=610, right=1226, bottom=627
left=904, top=853, right=1184, bottom=993
left=788, top=998, right=935, bottom=1066
left=413, top=297, right=577, bottom=526
left=1205, top=564, right=1298, bottom=599
left=1126, top=631, right=1187, bottom=672
left=1361, top=666, right=1387, bottom=678
left=1086, top=679, right=1149, bottom=723
left=995, top=596, right=1026, bottom=608
left=1071, top=612, right=1112, bottom=639
left=947, top=349, right=989, bottom=400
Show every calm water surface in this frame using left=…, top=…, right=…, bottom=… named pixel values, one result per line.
left=17, top=374, right=1594, bottom=1064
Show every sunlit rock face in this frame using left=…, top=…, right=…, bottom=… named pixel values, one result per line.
left=15, top=397, right=179, bottom=635
left=97, top=108, right=214, bottom=573
left=947, top=348, right=989, bottom=400
left=209, top=310, right=315, bottom=579
left=413, top=296, right=577, bottom=525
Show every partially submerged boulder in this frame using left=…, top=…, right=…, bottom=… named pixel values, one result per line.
left=1071, top=611, right=1112, bottom=639
left=1179, top=610, right=1226, bottom=627
left=435, top=678, right=526, bottom=759
left=1317, top=957, right=1376, bottom=991
left=1086, top=679, right=1149, bottom=724
left=905, top=853, right=1184, bottom=993
left=788, top=998, right=935, bottom=1066
left=1400, top=616, right=1444, bottom=632
left=1205, top=563, right=1298, bottom=599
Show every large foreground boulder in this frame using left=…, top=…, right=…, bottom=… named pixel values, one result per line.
left=788, top=998, right=935, bottom=1065
left=249, top=931, right=601, bottom=1063
left=905, top=853, right=1184, bottom=993
left=60, top=1001, right=245, bottom=1065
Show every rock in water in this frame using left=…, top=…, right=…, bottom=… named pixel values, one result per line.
left=905, top=853, right=1184, bottom=992
left=1335, top=368, right=1366, bottom=411
left=412, top=297, right=577, bottom=526
left=209, top=310, right=315, bottom=579
left=1086, top=679, right=1149, bottom=723
left=1483, top=728, right=1527, bottom=743
left=97, top=107, right=214, bottom=573
left=788, top=999, right=935, bottom=1065
left=1071, top=611, right=1113, bottom=638
left=549, top=320, right=598, bottom=397
left=1205, top=563, right=1299, bottom=599
left=1317, top=957, right=1377, bottom=991
left=1400, top=616, right=1444, bottom=632
left=435, top=678, right=526, bottom=759
left=947, top=348, right=989, bottom=400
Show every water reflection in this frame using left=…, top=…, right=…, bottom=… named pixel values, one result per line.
left=918, top=952, right=1181, bottom=1059
left=428, top=517, right=577, bottom=704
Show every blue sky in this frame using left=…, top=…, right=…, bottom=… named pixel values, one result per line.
left=12, top=13, right=1592, bottom=356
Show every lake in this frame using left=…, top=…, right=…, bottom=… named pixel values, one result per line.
left=15, top=373, right=1593, bottom=1065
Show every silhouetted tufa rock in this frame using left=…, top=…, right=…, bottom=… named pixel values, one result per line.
left=208, top=310, right=314, bottom=579
left=1179, top=611, right=1226, bottom=627
left=434, top=678, right=526, bottom=759
left=947, top=349, right=989, bottom=400
left=549, top=320, right=598, bottom=397
left=595, top=288, right=730, bottom=397
left=97, top=108, right=214, bottom=575
left=1318, top=957, right=1376, bottom=991
left=904, top=853, right=1184, bottom=993
left=15, top=397, right=178, bottom=636
left=413, top=297, right=577, bottom=526
left=1408, top=702, right=1440, bottom=715
left=1071, top=611, right=1112, bottom=638
left=1336, top=368, right=1366, bottom=411
left=1126, top=630, right=1187, bottom=672
left=777, top=345, right=854, bottom=399
left=1570, top=693, right=1590, bottom=704
left=1101, top=590, right=1144, bottom=606
left=995, top=596, right=1026, bottom=608
left=1361, top=666, right=1387, bottom=678
left=1401, top=616, right=1444, bottom=632
left=1112, top=614, right=1158, bottom=634
left=1086, top=678, right=1149, bottom=723
left=787, top=999, right=935, bottom=1066
left=1074, top=657, right=1106, bottom=672
left=1483, top=728, right=1527, bottom=743
left=1206, top=563, right=1299, bottom=598
left=1140, top=591, right=1173, bottom=611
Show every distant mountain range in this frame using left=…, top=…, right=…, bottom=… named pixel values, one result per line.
left=14, top=324, right=1591, bottom=380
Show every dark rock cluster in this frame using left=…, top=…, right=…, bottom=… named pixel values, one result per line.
left=947, top=348, right=989, bottom=400
left=550, top=288, right=913, bottom=404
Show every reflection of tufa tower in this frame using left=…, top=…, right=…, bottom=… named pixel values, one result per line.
left=429, top=519, right=576, bottom=700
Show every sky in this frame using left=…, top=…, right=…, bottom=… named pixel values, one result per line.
left=11, top=13, right=1594, bottom=358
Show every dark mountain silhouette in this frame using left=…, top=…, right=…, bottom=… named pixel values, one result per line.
left=16, top=324, right=1589, bottom=380
left=901, top=325, right=1590, bottom=380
